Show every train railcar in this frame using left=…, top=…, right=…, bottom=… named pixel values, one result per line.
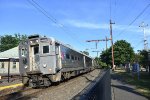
left=19, top=35, right=94, bottom=87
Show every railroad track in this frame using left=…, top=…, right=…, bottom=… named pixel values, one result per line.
left=0, top=69, right=101, bottom=100
left=0, top=76, right=82, bottom=100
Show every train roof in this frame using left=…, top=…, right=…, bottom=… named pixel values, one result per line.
left=28, top=34, right=93, bottom=59
left=53, top=38, right=93, bottom=59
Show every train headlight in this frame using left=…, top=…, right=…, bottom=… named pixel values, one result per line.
left=43, top=64, right=47, bottom=68
left=24, top=65, right=28, bottom=69
left=30, top=41, right=33, bottom=43
left=49, top=68, right=52, bottom=71
left=36, top=40, right=39, bottom=42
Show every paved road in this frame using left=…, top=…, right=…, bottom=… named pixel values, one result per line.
left=111, top=72, right=148, bottom=100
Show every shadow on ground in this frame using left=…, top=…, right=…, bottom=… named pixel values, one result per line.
left=111, top=70, right=150, bottom=99
left=111, top=84, right=147, bottom=98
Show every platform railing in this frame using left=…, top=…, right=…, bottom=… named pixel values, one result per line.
left=72, top=69, right=111, bottom=100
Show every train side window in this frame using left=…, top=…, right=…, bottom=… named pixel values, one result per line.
left=75, top=56, right=77, bottom=60
left=66, top=54, right=70, bottom=59
left=55, top=46, right=59, bottom=55
left=1, top=62, right=4, bottom=68
left=78, top=57, right=80, bottom=61
left=71, top=55, right=74, bottom=60
left=21, top=49, right=24, bottom=56
left=43, top=45, right=49, bottom=54
left=13, top=62, right=16, bottom=69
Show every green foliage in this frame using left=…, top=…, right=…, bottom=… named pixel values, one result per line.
left=81, top=51, right=89, bottom=55
left=94, top=57, right=108, bottom=69
left=100, top=49, right=112, bottom=66
left=0, top=33, right=27, bottom=52
left=100, top=40, right=134, bottom=66
left=138, top=50, right=149, bottom=68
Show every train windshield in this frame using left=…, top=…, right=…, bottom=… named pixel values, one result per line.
left=34, top=46, right=39, bottom=55
left=43, top=45, right=49, bottom=54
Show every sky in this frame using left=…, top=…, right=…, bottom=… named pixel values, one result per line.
left=0, top=0, right=150, bottom=57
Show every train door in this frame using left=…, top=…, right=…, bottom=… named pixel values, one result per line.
left=29, top=45, right=39, bottom=71
left=55, top=43, right=62, bottom=72
left=83, top=56, right=86, bottom=67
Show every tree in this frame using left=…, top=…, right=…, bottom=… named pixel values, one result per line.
left=100, top=40, right=134, bottom=66
left=81, top=51, right=89, bottom=55
left=94, top=57, right=108, bottom=68
left=136, top=50, right=150, bottom=75
left=100, top=49, right=112, bottom=66
left=138, top=50, right=149, bottom=68
left=0, top=34, right=27, bottom=52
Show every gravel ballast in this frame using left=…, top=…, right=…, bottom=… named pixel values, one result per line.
left=27, top=69, right=101, bottom=100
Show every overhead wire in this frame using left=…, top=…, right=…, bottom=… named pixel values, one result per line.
left=113, top=0, right=116, bottom=20
left=133, top=40, right=144, bottom=49
left=141, top=7, right=150, bottom=21
left=111, top=1, right=150, bottom=51
left=27, top=0, right=87, bottom=49
left=114, top=4, right=150, bottom=40
left=109, top=0, right=112, bottom=19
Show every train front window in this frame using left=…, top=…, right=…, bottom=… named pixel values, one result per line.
left=43, top=45, right=49, bottom=54
left=34, top=46, right=39, bottom=55
left=21, top=48, right=27, bottom=56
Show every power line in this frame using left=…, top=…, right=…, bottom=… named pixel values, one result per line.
left=114, top=4, right=150, bottom=40
left=27, top=0, right=87, bottom=48
left=27, top=0, right=57, bottom=24
left=133, top=40, right=143, bottom=49
left=92, top=51, right=101, bottom=57
left=110, top=0, right=112, bottom=19
left=142, top=10, right=150, bottom=21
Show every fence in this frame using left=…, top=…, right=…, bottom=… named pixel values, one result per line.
left=73, top=69, right=111, bottom=100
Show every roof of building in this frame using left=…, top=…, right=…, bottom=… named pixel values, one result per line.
left=0, top=46, right=19, bottom=59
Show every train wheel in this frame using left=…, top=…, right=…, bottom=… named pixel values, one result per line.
left=44, top=78, right=51, bottom=87
left=61, top=75, right=65, bottom=82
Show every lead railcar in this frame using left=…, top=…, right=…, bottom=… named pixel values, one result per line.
left=19, top=35, right=94, bottom=88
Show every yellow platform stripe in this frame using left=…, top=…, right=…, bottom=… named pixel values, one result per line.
left=0, top=83, right=23, bottom=91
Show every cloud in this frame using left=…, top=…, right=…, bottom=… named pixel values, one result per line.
left=63, top=19, right=144, bottom=33
left=0, top=2, right=33, bottom=10
left=145, top=28, right=150, bottom=35
left=64, top=20, right=109, bottom=29
left=113, top=24, right=142, bottom=33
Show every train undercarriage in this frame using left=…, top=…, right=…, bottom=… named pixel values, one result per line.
left=22, top=69, right=92, bottom=88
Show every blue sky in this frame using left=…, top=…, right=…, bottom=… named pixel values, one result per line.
left=0, top=0, right=150, bottom=57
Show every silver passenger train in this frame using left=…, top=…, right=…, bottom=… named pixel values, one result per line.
left=19, top=35, right=94, bottom=87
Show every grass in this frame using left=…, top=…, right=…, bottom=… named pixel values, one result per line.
left=114, top=68, right=150, bottom=99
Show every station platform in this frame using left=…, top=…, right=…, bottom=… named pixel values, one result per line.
left=0, top=83, right=23, bottom=91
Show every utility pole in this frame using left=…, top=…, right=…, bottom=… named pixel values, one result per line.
left=139, top=22, right=148, bottom=51
left=0, top=35, right=1, bottom=45
left=86, top=40, right=100, bottom=49
left=110, top=19, right=115, bottom=69
left=92, top=51, right=101, bottom=57
left=105, top=36, right=111, bottom=50
left=86, top=37, right=111, bottom=50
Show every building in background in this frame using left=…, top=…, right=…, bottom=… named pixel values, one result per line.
left=0, top=46, right=20, bottom=76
